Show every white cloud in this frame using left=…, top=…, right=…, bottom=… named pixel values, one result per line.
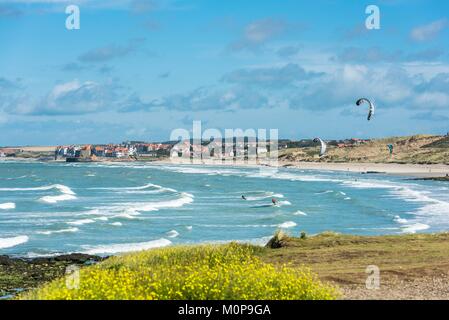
left=229, top=18, right=287, bottom=52
left=410, top=19, right=448, bottom=41
left=415, top=92, right=449, bottom=108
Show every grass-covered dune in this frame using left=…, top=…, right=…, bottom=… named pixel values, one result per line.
left=19, top=243, right=337, bottom=300
left=279, top=135, right=449, bottom=164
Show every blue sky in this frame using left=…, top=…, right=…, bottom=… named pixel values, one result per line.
left=0, top=0, right=448, bottom=145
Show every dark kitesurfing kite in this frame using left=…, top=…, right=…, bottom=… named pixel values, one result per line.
left=356, top=98, right=375, bottom=121
left=313, top=138, right=327, bottom=157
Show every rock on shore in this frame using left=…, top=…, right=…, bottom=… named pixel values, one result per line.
left=0, top=253, right=105, bottom=299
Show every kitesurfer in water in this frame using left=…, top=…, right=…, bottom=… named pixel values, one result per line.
left=272, top=198, right=278, bottom=206
left=242, top=195, right=247, bottom=200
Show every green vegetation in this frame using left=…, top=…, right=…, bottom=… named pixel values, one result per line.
left=279, top=135, right=449, bottom=164
left=9, top=232, right=449, bottom=300
left=258, top=232, right=449, bottom=285
left=20, top=243, right=337, bottom=300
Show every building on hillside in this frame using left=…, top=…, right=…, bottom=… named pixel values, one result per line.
left=0, top=148, right=19, bottom=157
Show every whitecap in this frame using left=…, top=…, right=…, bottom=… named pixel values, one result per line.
left=0, top=202, right=15, bottom=210
left=124, top=192, right=194, bottom=212
left=167, top=230, right=179, bottom=238
left=316, top=190, right=334, bottom=195
left=243, top=191, right=285, bottom=201
left=36, top=227, right=79, bottom=235
left=0, top=235, right=29, bottom=249
left=67, top=219, right=96, bottom=226
left=401, top=223, right=430, bottom=234
left=293, top=210, right=307, bottom=216
left=40, top=194, right=77, bottom=204
left=278, top=221, right=297, bottom=228
left=82, top=238, right=172, bottom=255
left=89, top=183, right=177, bottom=194
left=393, top=215, right=408, bottom=224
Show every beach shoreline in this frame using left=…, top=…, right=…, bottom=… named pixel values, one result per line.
left=154, top=158, right=449, bottom=178
left=3, top=156, right=449, bottom=178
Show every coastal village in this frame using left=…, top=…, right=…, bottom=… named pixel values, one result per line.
left=54, top=142, right=172, bottom=161
left=2, top=135, right=449, bottom=164
left=0, top=138, right=371, bottom=162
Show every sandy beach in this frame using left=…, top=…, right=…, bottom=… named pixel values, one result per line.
left=156, top=158, right=449, bottom=178
left=280, top=161, right=449, bottom=178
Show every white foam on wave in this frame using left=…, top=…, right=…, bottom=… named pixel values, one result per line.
left=401, top=223, right=430, bottom=234
left=0, top=184, right=78, bottom=204
left=37, top=227, right=79, bottom=235
left=278, top=221, right=297, bottom=228
left=344, top=178, right=449, bottom=231
left=4, top=175, right=29, bottom=180
left=248, top=171, right=340, bottom=183
left=293, top=210, right=307, bottom=216
left=158, top=165, right=243, bottom=176
left=343, top=179, right=401, bottom=190
left=113, top=212, right=139, bottom=220
left=67, top=219, right=96, bottom=226
left=0, top=183, right=75, bottom=193
left=167, top=230, right=179, bottom=238
left=277, top=200, right=291, bottom=206
left=243, top=191, right=284, bottom=201
left=394, top=215, right=408, bottom=224
left=0, top=202, right=15, bottom=210
left=81, top=184, right=193, bottom=221
left=315, top=190, right=334, bottom=194
left=110, top=222, right=122, bottom=227
left=0, top=235, right=29, bottom=249
left=82, top=238, right=172, bottom=255
left=40, top=193, right=77, bottom=204
left=124, top=192, right=194, bottom=213
left=90, top=183, right=177, bottom=194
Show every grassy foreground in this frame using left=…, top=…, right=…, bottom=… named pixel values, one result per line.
left=261, top=232, right=449, bottom=299
left=10, top=232, right=449, bottom=300
left=19, top=243, right=337, bottom=300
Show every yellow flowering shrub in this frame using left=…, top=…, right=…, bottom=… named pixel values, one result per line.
left=20, top=243, right=338, bottom=300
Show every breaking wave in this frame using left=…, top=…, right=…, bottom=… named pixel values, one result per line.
left=0, top=235, right=29, bottom=249
left=0, top=202, right=15, bottom=210
left=37, top=227, right=79, bottom=235
left=82, top=238, right=172, bottom=255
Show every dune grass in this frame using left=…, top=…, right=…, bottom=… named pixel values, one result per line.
left=279, top=135, right=449, bottom=164
left=19, top=242, right=338, bottom=300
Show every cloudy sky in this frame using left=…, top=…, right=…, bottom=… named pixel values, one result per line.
left=1, top=0, right=448, bottom=145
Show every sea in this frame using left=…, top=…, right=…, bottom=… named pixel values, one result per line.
left=1, top=160, right=449, bottom=257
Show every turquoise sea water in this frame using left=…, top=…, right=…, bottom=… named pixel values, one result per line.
left=1, top=161, right=449, bottom=257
